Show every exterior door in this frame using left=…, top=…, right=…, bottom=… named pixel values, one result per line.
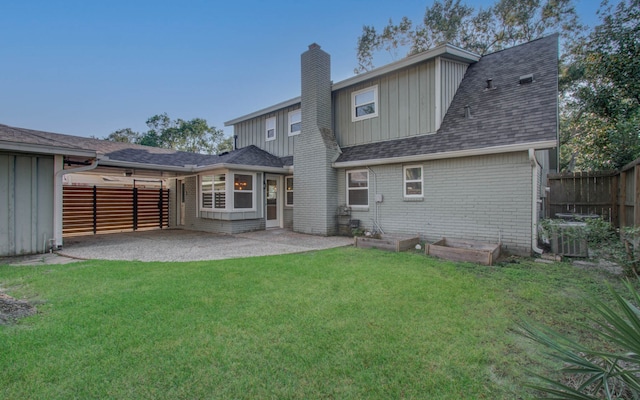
left=266, top=175, right=281, bottom=228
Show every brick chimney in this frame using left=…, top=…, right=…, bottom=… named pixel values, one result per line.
left=293, top=43, right=340, bottom=235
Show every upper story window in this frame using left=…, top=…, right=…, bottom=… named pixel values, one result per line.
left=265, top=117, right=276, bottom=141
left=288, top=110, right=301, bottom=136
left=403, top=165, right=423, bottom=198
left=285, top=176, right=294, bottom=206
left=347, top=169, right=369, bottom=208
left=352, top=85, right=379, bottom=122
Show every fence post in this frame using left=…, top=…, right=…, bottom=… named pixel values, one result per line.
left=635, top=166, right=640, bottom=227
left=93, top=185, right=97, bottom=234
left=133, top=187, right=138, bottom=231
left=158, top=188, right=163, bottom=229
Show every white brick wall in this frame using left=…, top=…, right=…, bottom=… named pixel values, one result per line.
left=338, top=151, right=534, bottom=255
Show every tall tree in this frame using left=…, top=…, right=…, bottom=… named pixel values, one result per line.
left=104, top=113, right=230, bottom=155
left=355, top=0, right=581, bottom=73
left=560, top=0, right=640, bottom=170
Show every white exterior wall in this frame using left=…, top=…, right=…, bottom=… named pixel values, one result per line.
left=338, top=151, right=534, bottom=255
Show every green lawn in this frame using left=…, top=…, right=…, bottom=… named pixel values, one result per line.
left=0, top=247, right=622, bottom=399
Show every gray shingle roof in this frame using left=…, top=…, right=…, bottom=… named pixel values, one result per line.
left=0, top=124, right=286, bottom=170
left=335, top=34, right=559, bottom=164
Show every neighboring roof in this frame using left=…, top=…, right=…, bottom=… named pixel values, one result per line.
left=224, top=43, right=480, bottom=126
left=0, top=124, right=289, bottom=172
left=334, top=34, right=559, bottom=166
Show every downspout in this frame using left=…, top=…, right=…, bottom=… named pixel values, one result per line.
left=529, top=149, right=544, bottom=255
left=53, top=156, right=100, bottom=250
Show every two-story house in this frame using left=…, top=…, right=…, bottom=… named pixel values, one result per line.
left=203, top=35, right=558, bottom=255
left=0, top=35, right=558, bottom=256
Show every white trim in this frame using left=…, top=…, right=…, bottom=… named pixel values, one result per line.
left=352, top=85, right=379, bottom=122
left=346, top=169, right=369, bottom=208
left=434, top=57, right=442, bottom=131
left=288, top=109, right=301, bottom=136
left=333, top=140, right=558, bottom=168
left=403, top=165, right=423, bottom=198
left=265, top=117, right=276, bottom=142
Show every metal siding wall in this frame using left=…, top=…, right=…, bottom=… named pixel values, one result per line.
left=334, top=60, right=437, bottom=148
left=338, top=152, right=533, bottom=255
left=234, top=105, right=300, bottom=157
left=0, top=153, right=54, bottom=256
left=441, top=60, right=468, bottom=120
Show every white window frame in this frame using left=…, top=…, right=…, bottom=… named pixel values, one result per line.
left=351, top=85, right=379, bottom=122
left=285, top=176, right=294, bottom=206
left=200, top=175, right=214, bottom=211
left=346, top=169, right=369, bottom=208
left=288, top=110, right=301, bottom=136
left=265, top=117, right=276, bottom=141
left=232, top=172, right=256, bottom=211
left=403, top=165, right=423, bottom=198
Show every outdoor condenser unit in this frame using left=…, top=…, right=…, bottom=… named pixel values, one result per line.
left=550, top=222, right=588, bottom=257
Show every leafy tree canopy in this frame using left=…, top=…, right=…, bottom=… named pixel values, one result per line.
left=561, top=0, right=640, bottom=171
left=355, top=0, right=582, bottom=73
left=104, top=113, right=232, bottom=155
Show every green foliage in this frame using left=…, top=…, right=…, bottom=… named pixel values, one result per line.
left=521, top=279, right=640, bottom=399
left=355, top=0, right=581, bottom=72
left=560, top=0, right=640, bottom=171
left=104, top=113, right=229, bottom=154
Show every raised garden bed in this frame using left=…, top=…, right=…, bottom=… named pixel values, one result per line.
left=354, top=234, right=420, bottom=252
left=425, top=238, right=501, bottom=266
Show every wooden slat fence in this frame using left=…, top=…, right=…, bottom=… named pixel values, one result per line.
left=63, top=186, right=170, bottom=236
left=547, top=159, right=640, bottom=228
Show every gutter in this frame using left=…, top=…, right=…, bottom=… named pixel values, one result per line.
left=332, top=140, right=558, bottom=168
left=529, top=149, right=544, bottom=255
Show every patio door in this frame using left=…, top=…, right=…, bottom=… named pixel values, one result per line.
left=266, top=175, right=282, bottom=228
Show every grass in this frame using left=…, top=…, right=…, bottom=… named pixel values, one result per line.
left=0, top=247, right=626, bottom=399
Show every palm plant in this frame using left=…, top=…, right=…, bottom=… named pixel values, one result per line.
left=521, top=280, right=640, bottom=399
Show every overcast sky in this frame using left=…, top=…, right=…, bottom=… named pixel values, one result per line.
left=1, top=0, right=605, bottom=139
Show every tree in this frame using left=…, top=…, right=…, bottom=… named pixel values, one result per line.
left=560, top=0, right=640, bottom=171
left=355, top=0, right=581, bottom=73
left=104, top=113, right=231, bottom=155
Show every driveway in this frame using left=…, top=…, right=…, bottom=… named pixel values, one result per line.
left=55, top=229, right=353, bottom=262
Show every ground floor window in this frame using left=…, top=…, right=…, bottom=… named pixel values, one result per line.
left=285, top=176, right=293, bottom=206
left=347, top=169, right=369, bottom=207
left=200, top=172, right=255, bottom=211
left=404, top=165, right=423, bottom=197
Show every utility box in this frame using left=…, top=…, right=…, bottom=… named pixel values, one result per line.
left=549, top=221, right=588, bottom=257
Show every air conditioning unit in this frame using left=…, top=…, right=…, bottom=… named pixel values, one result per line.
left=550, top=222, right=588, bottom=257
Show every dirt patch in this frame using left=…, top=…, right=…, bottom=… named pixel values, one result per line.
left=0, top=293, right=36, bottom=325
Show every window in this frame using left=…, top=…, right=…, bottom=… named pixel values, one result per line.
left=404, top=166, right=423, bottom=198
left=285, top=176, right=293, bottom=206
left=201, top=174, right=227, bottom=210
left=288, top=110, right=301, bottom=136
left=265, top=117, right=276, bottom=141
left=233, top=174, right=254, bottom=209
left=213, top=174, right=226, bottom=209
left=347, top=170, right=369, bottom=207
left=201, top=175, right=213, bottom=210
left=351, top=85, right=378, bottom=122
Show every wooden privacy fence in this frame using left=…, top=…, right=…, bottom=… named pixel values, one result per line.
left=547, top=159, right=640, bottom=228
left=63, top=186, right=170, bottom=236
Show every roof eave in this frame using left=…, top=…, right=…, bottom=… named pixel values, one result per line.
left=332, top=140, right=557, bottom=168
left=0, top=140, right=97, bottom=158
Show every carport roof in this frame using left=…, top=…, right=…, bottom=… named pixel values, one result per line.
left=0, top=124, right=289, bottom=172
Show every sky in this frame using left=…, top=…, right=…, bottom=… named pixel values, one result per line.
left=1, top=0, right=606, bottom=139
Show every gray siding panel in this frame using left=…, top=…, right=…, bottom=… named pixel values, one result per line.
left=338, top=152, right=533, bottom=255
left=441, top=59, right=468, bottom=119
left=0, top=153, right=54, bottom=256
left=334, top=60, right=437, bottom=147
left=235, top=104, right=301, bottom=157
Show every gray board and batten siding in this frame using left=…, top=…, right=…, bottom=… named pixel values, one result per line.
left=0, top=153, right=55, bottom=256
left=231, top=58, right=468, bottom=157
